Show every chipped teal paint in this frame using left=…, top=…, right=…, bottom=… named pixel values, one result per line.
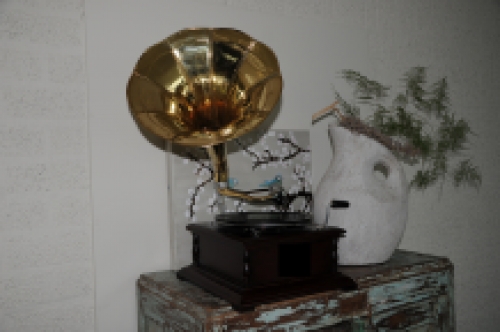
left=327, top=298, right=339, bottom=309
left=315, top=314, right=345, bottom=329
left=255, top=307, right=294, bottom=323
left=229, top=328, right=258, bottom=332
left=369, top=270, right=451, bottom=315
left=369, top=267, right=454, bottom=330
left=139, top=287, right=204, bottom=331
left=352, top=318, right=368, bottom=332
left=447, top=267, right=455, bottom=330
left=138, top=250, right=454, bottom=331
left=273, top=320, right=307, bottom=331
left=296, top=299, right=325, bottom=311
left=373, top=298, right=435, bottom=328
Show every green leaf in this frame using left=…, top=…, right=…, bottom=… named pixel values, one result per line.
left=453, top=159, right=482, bottom=189
left=438, top=115, right=470, bottom=153
left=411, top=169, right=438, bottom=189
left=340, top=69, right=389, bottom=101
left=412, top=133, right=433, bottom=158
left=429, top=78, right=449, bottom=116
left=334, top=67, right=481, bottom=191
left=335, top=91, right=360, bottom=118
left=404, top=67, right=427, bottom=108
left=372, top=105, right=390, bottom=128
left=393, top=93, right=408, bottom=108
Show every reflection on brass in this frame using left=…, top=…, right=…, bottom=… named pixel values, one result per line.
left=127, top=28, right=283, bottom=203
left=206, top=143, right=228, bottom=183
left=207, top=143, right=277, bottom=202
left=127, top=27, right=282, bottom=147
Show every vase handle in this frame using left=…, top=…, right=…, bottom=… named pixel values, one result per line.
left=370, top=155, right=407, bottom=199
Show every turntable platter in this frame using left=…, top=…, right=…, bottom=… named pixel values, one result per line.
left=216, top=211, right=311, bottom=226
left=215, top=212, right=312, bottom=236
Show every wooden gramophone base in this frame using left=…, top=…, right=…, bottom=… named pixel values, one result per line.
left=177, top=265, right=356, bottom=311
left=176, top=223, right=357, bottom=311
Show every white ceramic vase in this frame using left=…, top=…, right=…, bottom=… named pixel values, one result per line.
left=313, top=123, right=409, bottom=265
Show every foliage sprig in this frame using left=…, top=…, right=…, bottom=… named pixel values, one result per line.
left=333, top=67, right=481, bottom=190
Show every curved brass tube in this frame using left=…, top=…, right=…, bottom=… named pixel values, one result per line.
left=218, top=187, right=277, bottom=203
left=206, top=143, right=277, bottom=203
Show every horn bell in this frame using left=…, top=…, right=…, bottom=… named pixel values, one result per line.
left=127, top=28, right=283, bottom=147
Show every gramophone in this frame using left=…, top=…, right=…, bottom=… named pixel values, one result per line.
left=127, top=28, right=356, bottom=310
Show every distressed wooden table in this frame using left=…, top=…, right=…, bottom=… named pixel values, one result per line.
left=138, top=250, right=454, bottom=331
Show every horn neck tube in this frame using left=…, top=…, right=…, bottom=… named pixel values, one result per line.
left=206, top=143, right=278, bottom=203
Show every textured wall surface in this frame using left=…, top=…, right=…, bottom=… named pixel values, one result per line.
left=87, top=0, right=500, bottom=331
left=3, top=0, right=497, bottom=331
left=0, top=0, right=94, bottom=331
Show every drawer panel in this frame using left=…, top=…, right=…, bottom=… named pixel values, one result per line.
left=372, top=295, right=452, bottom=331
left=369, top=270, right=453, bottom=315
left=140, top=292, right=204, bottom=332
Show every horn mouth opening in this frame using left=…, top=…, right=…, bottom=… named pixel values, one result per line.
left=127, top=27, right=283, bottom=147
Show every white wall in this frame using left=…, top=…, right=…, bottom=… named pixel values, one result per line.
left=1, top=0, right=499, bottom=331
left=0, top=0, right=94, bottom=331
left=88, top=1, right=500, bottom=331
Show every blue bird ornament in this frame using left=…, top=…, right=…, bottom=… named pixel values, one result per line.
left=227, top=177, right=238, bottom=189
left=259, top=175, right=283, bottom=188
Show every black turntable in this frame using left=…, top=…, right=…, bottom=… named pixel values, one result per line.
left=215, top=211, right=313, bottom=236
left=177, top=210, right=357, bottom=311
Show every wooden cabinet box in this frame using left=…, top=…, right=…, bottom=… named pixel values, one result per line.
left=177, top=224, right=356, bottom=310
left=138, top=250, right=454, bottom=331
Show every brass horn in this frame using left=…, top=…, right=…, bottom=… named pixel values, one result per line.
left=127, top=28, right=283, bottom=202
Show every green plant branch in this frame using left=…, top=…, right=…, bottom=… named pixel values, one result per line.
left=326, top=67, right=481, bottom=191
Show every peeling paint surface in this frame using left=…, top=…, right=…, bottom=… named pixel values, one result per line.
left=256, top=307, right=295, bottom=324
left=138, top=250, right=454, bottom=331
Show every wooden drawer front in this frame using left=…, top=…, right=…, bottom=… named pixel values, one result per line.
left=208, top=291, right=368, bottom=331
left=369, top=270, right=454, bottom=331
left=370, top=295, right=452, bottom=331
left=369, top=270, right=452, bottom=313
